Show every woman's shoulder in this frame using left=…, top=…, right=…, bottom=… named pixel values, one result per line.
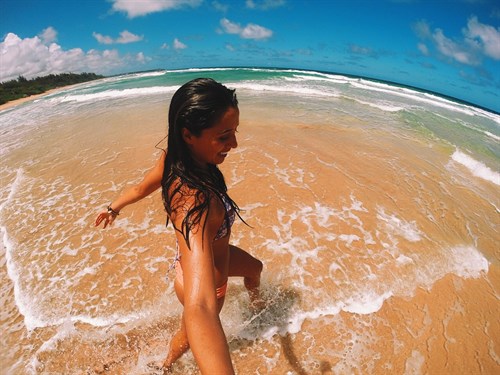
left=170, top=182, right=224, bottom=217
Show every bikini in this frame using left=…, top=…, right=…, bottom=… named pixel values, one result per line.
left=213, top=194, right=236, bottom=241
left=172, top=194, right=236, bottom=299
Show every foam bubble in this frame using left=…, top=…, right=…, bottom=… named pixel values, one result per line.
left=376, top=208, right=422, bottom=242
left=451, top=150, right=500, bottom=186
left=338, top=234, right=361, bottom=245
left=342, top=291, right=394, bottom=314
left=396, top=254, right=414, bottom=265
left=447, top=246, right=489, bottom=278
left=404, top=350, right=425, bottom=375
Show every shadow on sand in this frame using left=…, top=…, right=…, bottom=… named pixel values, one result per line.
left=227, top=283, right=332, bottom=374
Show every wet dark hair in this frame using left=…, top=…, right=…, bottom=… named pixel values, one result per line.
left=161, top=78, right=241, bottom=246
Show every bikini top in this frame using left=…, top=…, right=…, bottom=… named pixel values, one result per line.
left=169, top=193, right=236, bottom=276
left=214, top=194, right=236, bottom=241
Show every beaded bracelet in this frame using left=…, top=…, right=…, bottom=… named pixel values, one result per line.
left=107, top=205, right=120, bottom=216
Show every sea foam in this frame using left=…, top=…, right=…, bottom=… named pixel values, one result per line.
left=57, top=86, right=177, bottom=103
left=447, top=246, right=489, bottom=278
left=231, top=82, right=338, bottom=97
left=1, top=169, right=41, bottom=329
left=451, top=150, right=500, bottom=186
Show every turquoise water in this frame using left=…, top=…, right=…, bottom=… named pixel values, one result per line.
left=23, top=67, right=498, bottom=184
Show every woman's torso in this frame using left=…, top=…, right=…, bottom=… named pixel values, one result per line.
left=168, top=180, right=235, bottom=288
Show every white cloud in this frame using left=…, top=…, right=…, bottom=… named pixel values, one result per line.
left=413, top=20, right=431, bottom=39
left=212, top=1, right=229, bottom=12
left=0, top=31, right=146, bottom=82
left=220, top=18, right=273, bottom=40
left=93, top=32, right=114, bottom=44
left=39, top=26, right=57, bottom=44
left=350, top=44, right=375, bottom=56
left=241, top=23, right=273, bottom=39
left=117, top=30, right=144, bottom=43
left=93, top=30, right=143, bottom=44
left=417, top=42, right=429, bottom=55
left=111, top=0, right=202, bottom=18
left=433, top=28, right=478, bottom=65
left=161, top=38, right=187, bottom=50
left=173, top=38, right=187, bottom=50
left=136, top=52, right=150, bottom=63
left=220, top=18, right=242, bottom=34
left=464, top=16, right=500, bottom=60
left=413, top=17, right=500, bottom=66
left=245, top=0, right=285, bottom=10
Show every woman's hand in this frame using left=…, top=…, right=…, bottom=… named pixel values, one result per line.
left=95, top=211, right=116, bottom=229
left=94, top=151, right=165, bottom=230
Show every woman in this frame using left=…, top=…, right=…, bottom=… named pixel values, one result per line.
left=95, top=78, right=264, bottom=374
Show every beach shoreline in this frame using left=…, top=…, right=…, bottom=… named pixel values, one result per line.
left=0, top=83, right=83, bottom=112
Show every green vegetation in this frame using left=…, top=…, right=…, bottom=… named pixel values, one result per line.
left=0, top=72, right=104, bottom=105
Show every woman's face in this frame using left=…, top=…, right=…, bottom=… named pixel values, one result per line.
left=182, top=106, right=239, bottom=166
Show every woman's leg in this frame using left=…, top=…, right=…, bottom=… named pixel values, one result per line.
left=163, top=270, right=227, bottom=372
left=228, top=245, right=264, bottom=308
left=162, top=314, right=189, bottom=373
left=163, top=278, right=189, bottom=372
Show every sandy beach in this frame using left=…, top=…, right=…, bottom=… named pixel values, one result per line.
left=0, top=69, right=498, bottom=374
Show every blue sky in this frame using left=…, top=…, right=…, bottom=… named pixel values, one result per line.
left=1, top=0, right=499, bottom=112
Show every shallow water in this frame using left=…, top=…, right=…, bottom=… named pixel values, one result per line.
left=0, top=69, right=499, bottom=374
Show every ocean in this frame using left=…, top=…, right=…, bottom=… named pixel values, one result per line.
left=0, top=67, right=498, bottom=374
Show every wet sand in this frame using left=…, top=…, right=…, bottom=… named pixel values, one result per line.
left=0, top=99, right=498, bottom=374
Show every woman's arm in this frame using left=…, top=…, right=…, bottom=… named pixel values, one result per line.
left=177, top=195, right=235, bottom=374
left=95, top=152, right=166, bottom=228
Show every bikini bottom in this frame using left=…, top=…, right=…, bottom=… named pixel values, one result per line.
left=175, top=260, right=228, bottom=299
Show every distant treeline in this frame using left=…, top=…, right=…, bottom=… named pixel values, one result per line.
left=0, top=72, right=104, bottom=105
